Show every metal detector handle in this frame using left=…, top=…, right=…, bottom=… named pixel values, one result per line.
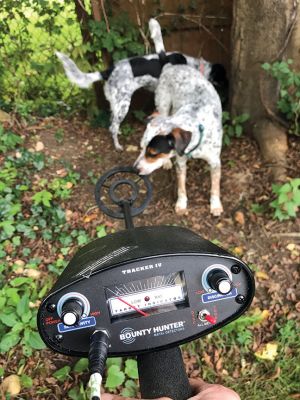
left=137, top=347, right=193, bottom=400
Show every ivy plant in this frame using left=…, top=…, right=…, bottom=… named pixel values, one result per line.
left=222, top=112, right=250, bottom=146
left=270, top=178, right=300, bottom=220
left=105, top=358, right=139, bottom=397
left=262, top=60, right=300, bottom=135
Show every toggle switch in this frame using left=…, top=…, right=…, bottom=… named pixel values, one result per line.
left=207, top=269, right=232, bottom=295
left=61, top=298, right=84, bottom=326
left=204, top=314, right=216, bottom=324
left=197, top=309, right=216, bottom=324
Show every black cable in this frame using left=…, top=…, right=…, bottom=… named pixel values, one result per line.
left=88, top=330, right=109, bottom=400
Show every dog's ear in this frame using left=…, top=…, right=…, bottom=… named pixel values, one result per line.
left=170, top=128, right=192, bottom=156
left=145, top=111, right=160, bottom=125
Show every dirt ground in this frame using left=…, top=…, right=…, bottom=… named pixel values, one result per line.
left=36, top=116, right=300, bottom=314
left=14, top=116, right=300, bottom=398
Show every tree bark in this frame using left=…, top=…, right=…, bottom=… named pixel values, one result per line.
left=230, top=0, right=298, bottom=181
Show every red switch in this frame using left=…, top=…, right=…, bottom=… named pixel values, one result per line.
left=204, top=314, right=217, bottom=324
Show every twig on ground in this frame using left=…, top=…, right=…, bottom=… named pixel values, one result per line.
left=271, top=232, right=300, bottom=238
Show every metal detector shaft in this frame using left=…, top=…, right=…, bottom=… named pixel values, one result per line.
left=121, top=201, right=134, bottom=229
left=137, top=347, right=193, bottom=400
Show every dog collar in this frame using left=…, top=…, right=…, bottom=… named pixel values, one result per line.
left=199, top=61, right=205, bottom=75
left=184, top=124, right=204, bottom=158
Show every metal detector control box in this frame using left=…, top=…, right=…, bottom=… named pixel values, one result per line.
left=38, top=225, right=255, bottom=357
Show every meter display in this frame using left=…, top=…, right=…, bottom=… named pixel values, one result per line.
left=105, top=271, right=188, bottom=321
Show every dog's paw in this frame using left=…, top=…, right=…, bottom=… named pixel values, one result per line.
left=175, top=197, right=188, bottom=215
left=210, top=196, right=223, bottom=216
left=114, top=142, right=124, bottom=152
left=175, top=207, right=189, bottom=215
left=163, top=159, right=173, bottom=170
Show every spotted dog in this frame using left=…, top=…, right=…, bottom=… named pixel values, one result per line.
left=134, top=64, right=223, bottom=216
left=56, top=19, right=227, bottom=151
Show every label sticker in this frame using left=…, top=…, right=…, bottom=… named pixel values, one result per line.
left=202, top=288, right=238, bottom=304
left=57, top=316, right=96, bottom=333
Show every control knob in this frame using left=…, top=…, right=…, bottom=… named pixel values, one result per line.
left=61, top=298, right=84, bottom=326
left=207, top=269, right=232, bottom=294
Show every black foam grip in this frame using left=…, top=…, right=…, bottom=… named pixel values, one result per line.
left=137, top=347, right=193, bottom=400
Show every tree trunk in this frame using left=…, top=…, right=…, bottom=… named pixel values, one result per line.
left=230, top=0, right=298, bottom=181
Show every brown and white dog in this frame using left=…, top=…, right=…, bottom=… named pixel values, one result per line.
left=134, top=63, right=223, bottom=216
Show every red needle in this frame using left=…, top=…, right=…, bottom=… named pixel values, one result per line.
left=116, top=297, right=149, bottom=317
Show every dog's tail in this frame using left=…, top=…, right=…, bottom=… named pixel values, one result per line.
left=148, top=18, right=165, bottom=54
left=56, top=51, right=103, bottom=89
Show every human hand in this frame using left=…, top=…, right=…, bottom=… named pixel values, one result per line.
left=101, top=378, right=240, bottom=400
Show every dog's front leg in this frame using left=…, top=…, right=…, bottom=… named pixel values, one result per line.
left=209, top=158, right=223, bottom=216
left=175, top=156, right=188, bottom=214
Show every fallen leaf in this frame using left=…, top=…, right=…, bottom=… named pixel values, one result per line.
left=252, top=308, right=270, bottom=325
left=1, top=375, right=21, bottom=396
left=14, top=260, right=25, bottom=267
left=216, top=357, right=223, bottom=372
left=83, top=213, right=98, bottom=223
left=56, top=168, right=67, bottom=177
left=14, top=267, right=24, bottom=275
left=65, top=182, right=73, bottom=189
left=25, top=269, right=42, bottom=279
left=286, top=243, right=296, bottom=251
left=203, top=351, right=213, bottom=368
left=260, top=309, right=270, bottom=320
left=45, top=377, right=57, bottom=385
left=35, top=141, right=44, bottom=151
left=29, top=300, right=41, bottom=308
left=255, top=342, right=278, bottom=361
left=126, top=145, right=138, bottom=152
left=234, top=210, right=245, bottom=225
left=256, top=271, right=270, bottom=280
left=233, top=246, right=244, bottom=256
left=65, top=210, right=73, bottom=221
left=0, top=110, right=11, bottom=122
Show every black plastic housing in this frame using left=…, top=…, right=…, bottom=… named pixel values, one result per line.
left=37, top=226, right=255, bottom=357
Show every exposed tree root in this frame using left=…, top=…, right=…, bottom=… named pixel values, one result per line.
left=253, top=118, right=288, bottom=181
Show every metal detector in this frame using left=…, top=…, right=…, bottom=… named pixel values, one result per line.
left=37, top=166, right=255, bottom=400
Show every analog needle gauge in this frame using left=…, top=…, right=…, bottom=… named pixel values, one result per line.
left=105, top=272, right=189, bottom=321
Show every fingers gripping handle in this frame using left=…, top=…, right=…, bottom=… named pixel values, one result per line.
left=137, top=347, right=193, bottom=400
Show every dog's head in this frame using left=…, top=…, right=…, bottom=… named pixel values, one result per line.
left=135, top=121, right=192, bottom=175
left=209, top=63, right=229, bottom=105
